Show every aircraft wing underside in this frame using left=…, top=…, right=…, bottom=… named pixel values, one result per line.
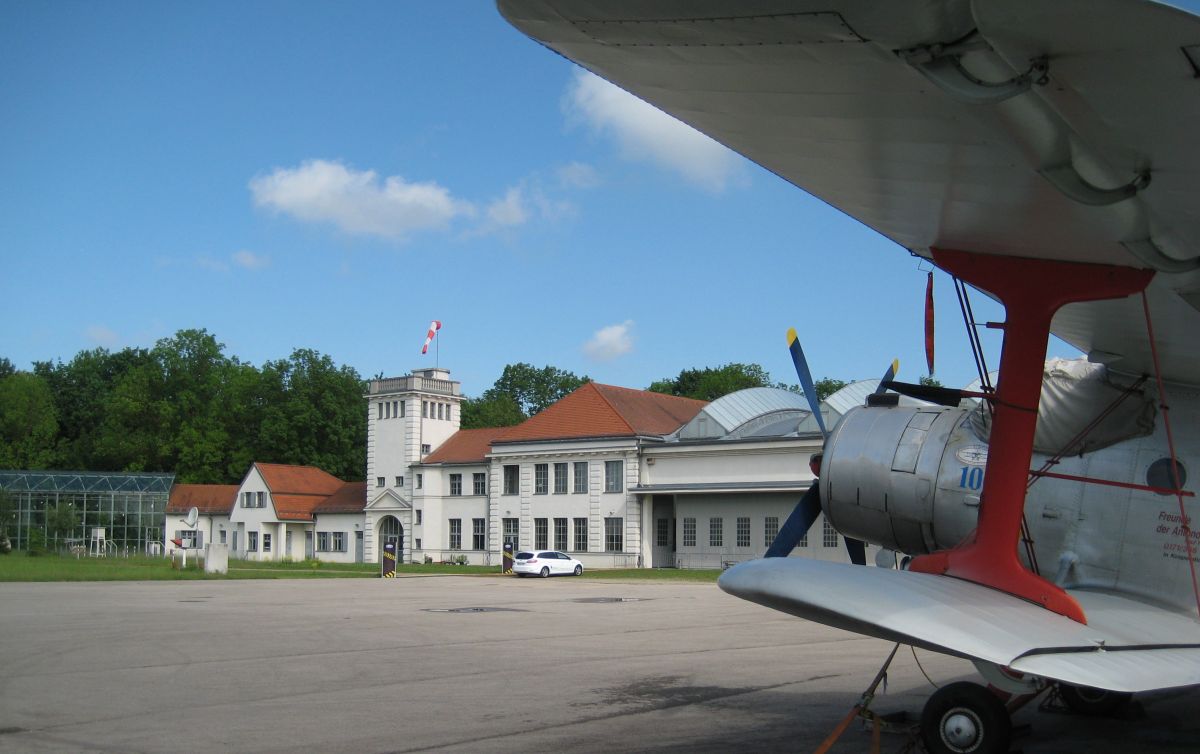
left=498, top=0, right=1200, bottom=384
left=719, top=558, right=1200, bottom=693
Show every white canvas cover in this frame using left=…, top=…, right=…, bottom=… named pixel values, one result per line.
left=970, top=358, right=1156, bottom=455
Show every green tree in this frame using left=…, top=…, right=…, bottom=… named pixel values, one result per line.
left=257, top=349, right=366, bottom=481
left=45, top=502, right=81, bottom=541
left=920, top=374, right=943, bottom=387
left=0, top=372, right=59, bottom=469
left=0, top=357, right=15, bottom=379
left=460, top=394, right=525, bottom=429
left=649, top=363, right=774, bottom=401
left=482, top=363, right=589, bottom=416
left=814, top=377, right=849, bottom=401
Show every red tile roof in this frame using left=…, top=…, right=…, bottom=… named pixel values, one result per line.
left=423, top=427, right=511, bottom=464
left=167, top=484, right=238, bottom=515
left=313, top=482, right=368, bottom=514
left=496, top=383, right=706, bottom=443
left=256, top=462, right=344, bottom=496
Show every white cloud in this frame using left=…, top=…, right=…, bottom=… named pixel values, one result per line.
left=557, top=161, right=599, bottom=189
left=486, top=186, right=529, bottom=228
left=232, top=250, right=269, bottom=269
left=86, top=325, right=119, bottom=347
left=564, top=70, right=742, bottom=192
left=249, top=159, right=474, bottom=240
left=195, top=256, right=229, bottom=272
left=584, top=320, right=635, bottom=362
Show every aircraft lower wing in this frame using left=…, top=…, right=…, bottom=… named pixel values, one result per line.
left=719, top=558, right=1200, bottom=693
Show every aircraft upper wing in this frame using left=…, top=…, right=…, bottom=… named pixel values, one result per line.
left=498, top=0, right=1200, bottom=384
left=720, top=558, right=1200, bottom=692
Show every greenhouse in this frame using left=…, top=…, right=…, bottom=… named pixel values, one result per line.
left=0, top=470, right=174, bottom=554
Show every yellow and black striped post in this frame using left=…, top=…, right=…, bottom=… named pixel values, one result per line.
left=381, top=541, right=397, bottom=578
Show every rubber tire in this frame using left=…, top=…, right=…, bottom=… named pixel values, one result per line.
left=921, top=681, right=1012, bottom=754
left=539, top=566, right=550, bottom=578
left=1059, top=683, right=1133, bottom=717
left=573, top=564, right=583, bottom=576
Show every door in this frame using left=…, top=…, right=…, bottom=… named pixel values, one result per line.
left=652, top=496, right=676, bottom=567
left=305, top=531, right=314, bottom=559
left=355, top=531, right=364, bottom=563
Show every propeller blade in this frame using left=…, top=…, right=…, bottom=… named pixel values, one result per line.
left=765, top=485, right=821, bottom=558
left=873, top=359, right=900, bottom=394
left=845, top=537, right=867, bottom=566
left=881, top=379, right=964, bottom=407
left=787, top=327, right=827, bottom=436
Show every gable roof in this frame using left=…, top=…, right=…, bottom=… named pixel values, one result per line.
left=496, top=383, right=707, bottom=443
left=423, top=427, right=512, bottom=464
left=249, top=462, right=349, bottom=521
left=313, top=481, right=368, bottom=514
left=167, top=484, right=238, bottom=515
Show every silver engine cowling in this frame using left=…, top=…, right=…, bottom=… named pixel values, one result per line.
left=819, top=404, right=989, bottom=555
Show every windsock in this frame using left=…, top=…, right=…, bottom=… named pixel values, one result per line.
left=421, top=320, right=442, bottom=354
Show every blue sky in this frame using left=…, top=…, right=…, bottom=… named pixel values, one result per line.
left=6, top=1, right=1189, bottom=398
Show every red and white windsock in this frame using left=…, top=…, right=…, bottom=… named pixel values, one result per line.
left=421, top=320, right=442, bottom=354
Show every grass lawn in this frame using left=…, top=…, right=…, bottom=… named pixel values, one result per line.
left=0, top=552, right=721, bottom=583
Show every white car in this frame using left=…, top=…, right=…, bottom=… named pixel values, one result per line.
left=513, top=550, right=583, bottom=578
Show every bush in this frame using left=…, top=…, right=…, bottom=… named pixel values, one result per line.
left=452, top=554, right=469, bottom=566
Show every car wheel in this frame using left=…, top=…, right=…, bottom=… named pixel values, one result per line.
left=573, top=564, right=583, bottom=576
left=540, top=566, right=550, bottom=578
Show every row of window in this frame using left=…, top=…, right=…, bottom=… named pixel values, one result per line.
left=671, top=516, right=838, bottom=549
left=240, top=491, right=265, bottom=508
left=375, top=399, right=454, bottom=422
left=443, top=516, right=625, bottom=552
left=378, top=400, right=406, bottom=420
left=502, top=460, right=623, bottom=496
left=317, top=531, right=347, bottom=552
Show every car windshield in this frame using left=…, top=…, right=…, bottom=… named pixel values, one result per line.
left=516, top=552, right=535, bottom=559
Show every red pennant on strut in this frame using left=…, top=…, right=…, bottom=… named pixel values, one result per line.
left=924, top=272, right=935, bottom=376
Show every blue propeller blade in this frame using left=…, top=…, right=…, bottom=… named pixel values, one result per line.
left=787, top=327, right=826, bottom=436
left=765, top=485, right=821, bottom=558
left=874, top=358, right=900, bottom=394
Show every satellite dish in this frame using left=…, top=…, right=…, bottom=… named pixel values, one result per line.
left=184, top=507, right=199, bottom=528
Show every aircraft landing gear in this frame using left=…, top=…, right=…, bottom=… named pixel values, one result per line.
left=921, top=681, right=1012, bottom=754
left=1049, top=682, right=1133, bottom=717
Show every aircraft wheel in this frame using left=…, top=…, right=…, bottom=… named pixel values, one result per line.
left=921, top=681, right=1012, bottom=754
left=1059, top=683, right=1132, bottom=716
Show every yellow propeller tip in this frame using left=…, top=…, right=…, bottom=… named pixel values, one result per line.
left=786, top=327, right=798, bottom=345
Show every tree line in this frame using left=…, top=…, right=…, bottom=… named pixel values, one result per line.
left=1, top=332, right=851, bottom=482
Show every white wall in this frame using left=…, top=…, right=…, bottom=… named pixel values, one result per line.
left=312, top=513, right=363, bottom=564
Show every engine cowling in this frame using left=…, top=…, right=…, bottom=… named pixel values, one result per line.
left=819, top=404, right=989, bottom=555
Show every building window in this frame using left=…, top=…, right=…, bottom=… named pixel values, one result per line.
left=377, top=402, right=383, bottom=420
left=604, top=460, right=623, bottom=492
left=605, top=518, right=623, bottom=552
left=437, top=403, right=443, bottom=420
left=709, top=518, right=723, bottom=547
left=450, top=474, right=462, bottom=496
left=422, top=401, right=428, bottom=418
left=799, top=527, right=809, bottom=548
left=683, top=518, right=696, bottom=548
left=248, top=531, right=258, bottom=552
left=449, top=519, right=462, bottom=550
left=175, top=530, right=199, bottom=548
left=219, top=530, right=227, bottom=545
left=396, top=475, right=404, bottom=487
left=444, top=404, right=451, bottom=422
left=737, top=517, right=751, bottom=548
left=553, top=463, right=568, bottom=494
left=376, top=477, right=385, bottom=488
left=503, top=465, right=519, bottom=495
left=257, top=491, right=264, bottom=508
left=554, top=518, right=568, bottom=551
left=535, top=518, right=548, bottom=549
left=764, top=516, right=780, bottom=547
left=573, top=461, right=588, bottom=493
left=503, top=518, right=519, bottom=549
left=317, top=532, right=330, bottom=551
left=415, top=538, right=422, bottom=549
left=473, top=473, right=486, bottom=496
left=416, top=473, right=423, bottom=489
left=400, top=400, right=406, bottom=417
left=473, top=518, right=485, bottom=550
left=332, top=532, right=346, bottom=552
left=573, top=517, right=588, bottom=552
left=656, top=518, right=669, bottom=547
left=263, top=532, right=272, bottom=552
left=823, top=518, right=839, bottom=548
left=392, top=400, right=399, bottom=418
left=534, top=464, right=548, bottom=495
left=416, top=509, right=423, bottom=525
left=421, top=443, right=431, bottom=455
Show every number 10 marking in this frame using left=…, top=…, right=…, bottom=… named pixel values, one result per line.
left=959, top=466, right=984, bottom=491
